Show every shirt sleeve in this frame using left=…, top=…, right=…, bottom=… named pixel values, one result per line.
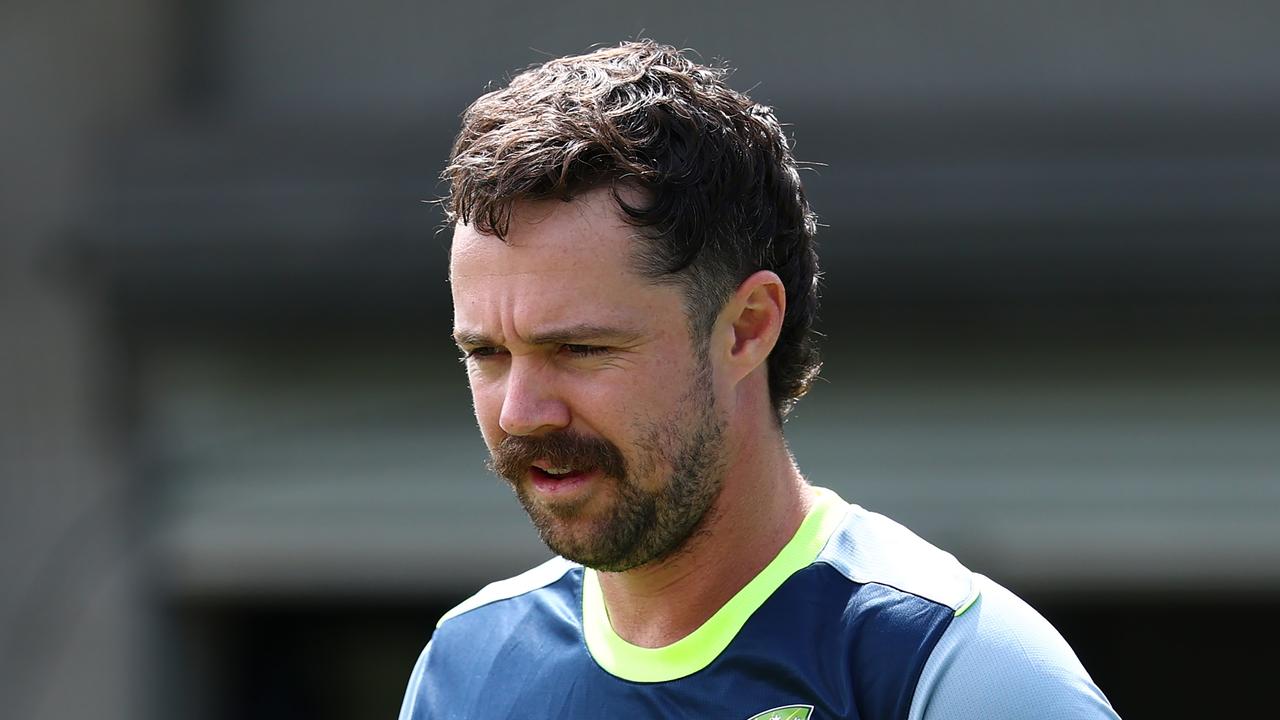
left=396, top=640, right=432, bottom=720
left=908, top=575, right=1121, bottom=720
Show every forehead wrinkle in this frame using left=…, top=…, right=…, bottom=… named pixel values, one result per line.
left=527, top=322, right=644, bottom=346
left=450, top=266, right=586, bottom=281
left=452, top=322, right=645, bottom=349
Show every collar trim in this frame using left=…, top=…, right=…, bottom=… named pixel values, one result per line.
left=582, top=487, right=849, bottom=683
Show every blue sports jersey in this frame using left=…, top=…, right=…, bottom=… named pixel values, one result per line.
left=399, top=488, right=1119, bottom=719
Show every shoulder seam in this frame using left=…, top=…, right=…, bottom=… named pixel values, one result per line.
left=815, top=505, right=975, bottom=611
left=436, top=556, right=577, bottom=627
left=811, top=562, right=966, bottom=615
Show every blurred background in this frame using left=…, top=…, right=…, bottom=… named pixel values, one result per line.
left=3, top=2, right=1279, bottom=718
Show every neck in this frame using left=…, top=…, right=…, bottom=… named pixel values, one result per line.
left=594, top=424, right=813, bottom=648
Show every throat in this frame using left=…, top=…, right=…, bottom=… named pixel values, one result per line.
left=592, top=479, right=816, bottom=649
left=594, top=534, right=753, bottom=648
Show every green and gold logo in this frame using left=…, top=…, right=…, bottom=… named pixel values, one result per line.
left=745, top=705, right=813, bottom=720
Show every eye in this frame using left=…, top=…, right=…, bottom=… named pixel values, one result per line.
left=564, top=344, right=610, bottom=357
left=462, top=346, right=506, bottom=361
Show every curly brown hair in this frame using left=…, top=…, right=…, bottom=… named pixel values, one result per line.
left=444, top=40, right=821, bottom=419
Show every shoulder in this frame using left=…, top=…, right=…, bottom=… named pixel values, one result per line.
left=435, top=555, right=579, bottom=628
left=398, top=557, right=584, bottom=720
left=813, top=501, right=1119, bottom=719
left=801, top=502, right=977, bottom=719
left=427, top=556, right=582, bottom=657
left=906, top=574, right=1121, bottom=719
left=817, top=503, right=978, bottom=613
left=428, top=556, right=583, bottom=673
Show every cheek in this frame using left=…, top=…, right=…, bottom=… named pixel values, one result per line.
left=585, top=369, right=682, bottom=433
left=467, top=374, right=505, bottom=446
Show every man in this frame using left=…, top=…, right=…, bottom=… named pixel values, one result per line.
left=399, top=40, right=1120, bottom=719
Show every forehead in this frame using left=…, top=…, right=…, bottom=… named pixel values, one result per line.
left=451, top=189, right=636, bottom=275
left=449, top=189, right=679, bottom=337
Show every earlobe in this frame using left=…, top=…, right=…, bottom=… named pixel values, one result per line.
left=726, top=270, right=786, bottom=379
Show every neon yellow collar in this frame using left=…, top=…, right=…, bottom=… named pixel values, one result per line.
left=582, top=487, right=849, bottom=682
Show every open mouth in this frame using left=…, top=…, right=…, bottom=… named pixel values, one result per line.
left=532, top=463, right=573, bottom=477
left=529, top=461, right=595, bottom=492
left=531, top=463, right=584, bottom=480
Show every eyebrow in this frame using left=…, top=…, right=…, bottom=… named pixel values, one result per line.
left=452, top=323, right=642, bottom=348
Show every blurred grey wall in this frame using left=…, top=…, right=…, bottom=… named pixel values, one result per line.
left=3, top=2, right=1279, bottom=719
left=3, top=2, right=168, bottom=719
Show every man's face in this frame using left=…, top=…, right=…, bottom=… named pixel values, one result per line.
left=450, top=188, right=728, bottom=572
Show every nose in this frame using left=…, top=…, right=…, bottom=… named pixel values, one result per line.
left=498, top=357, right=571, bottom=436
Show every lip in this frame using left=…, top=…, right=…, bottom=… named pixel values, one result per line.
left=528, top=466, right=600, bottom=496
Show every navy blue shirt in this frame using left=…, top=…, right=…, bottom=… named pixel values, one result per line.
left=399, top=489, right=1119, bottom=719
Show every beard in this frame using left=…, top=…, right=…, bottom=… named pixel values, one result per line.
left=487, top=361, right=727, bottom=572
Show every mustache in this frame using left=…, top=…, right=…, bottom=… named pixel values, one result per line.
left=488, top=431, right=628, bottom=482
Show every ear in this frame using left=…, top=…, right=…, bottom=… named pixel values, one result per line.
left=717, top=270, right=786, bottom=384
